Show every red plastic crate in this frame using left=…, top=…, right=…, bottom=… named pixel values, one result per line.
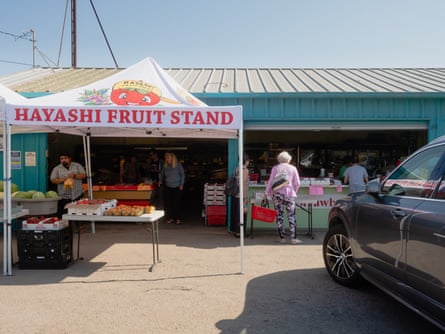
left=206, top=205, right=226, bottom=225
left=206, top=205, right=226, bottom=215
left=207, top=214, right=226, bottom=226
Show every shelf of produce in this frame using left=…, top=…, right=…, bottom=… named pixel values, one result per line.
left=83, top=184, right=154, bottom=202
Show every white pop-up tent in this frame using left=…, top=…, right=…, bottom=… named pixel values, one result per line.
left=2, top=57, right=245, bottom=276
left=0, top=84, right=38, bottom=276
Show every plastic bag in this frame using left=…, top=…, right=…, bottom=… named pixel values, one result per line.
left=224, top=175, right=239, bottom=197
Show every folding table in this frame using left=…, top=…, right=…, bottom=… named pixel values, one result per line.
left=62, top=210, right=164, bottom=271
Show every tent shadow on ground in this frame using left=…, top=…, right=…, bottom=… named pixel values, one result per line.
left=0, top=198, right=319, bottom=284
left=215, top=269, right=443, bottom=334
left=0, top=260, right=107, bottom=286
left=0, top=222, right=317, bottom=286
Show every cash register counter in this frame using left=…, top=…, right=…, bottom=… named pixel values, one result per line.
left=248, top=179, right=348, bottom=233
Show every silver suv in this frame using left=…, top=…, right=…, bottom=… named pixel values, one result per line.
left=323, top=135, right=445, bottom=331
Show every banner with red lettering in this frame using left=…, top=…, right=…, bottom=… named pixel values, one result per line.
left=8, top=105, right=242, bottom=129
left=4, top=57, right=242, bottom=136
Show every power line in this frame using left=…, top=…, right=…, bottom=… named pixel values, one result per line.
left=89, top=0, right=119, bottom=68
left=35, top=47, right=58, bottom=68
left=0, top=27, right=58, bottom=70
left=57, top=0, right=70, bottom=67
left=0, top=59, right=33, bottom=67
left=0, top=29, right=35, bottom=69
left=0, top=30, right=33, bottom=41
left=1, top=1, right=119, bottom=72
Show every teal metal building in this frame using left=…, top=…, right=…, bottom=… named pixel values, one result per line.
left=1, top=67, right=445, bottom=191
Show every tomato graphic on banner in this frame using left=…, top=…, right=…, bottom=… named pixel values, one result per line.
left=110, top=80, right=180, bottom=106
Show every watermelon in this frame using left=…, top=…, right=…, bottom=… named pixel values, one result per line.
left=0, top=182, right=19, bottom=193
left=11, top=183, right=19, bottom=193
left=45, top=190, right=58, bottom=198
left=12, top=191, right=28, bottom=199
left=31, top=191, right=46, bottom=199
left=26, top=190, right=37, bottom=198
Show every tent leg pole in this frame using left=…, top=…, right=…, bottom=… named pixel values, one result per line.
left=3, top=222, right=7, bottom=275
left=238, top=127, right=244, bottom=274
left=3, top=121, right=13, bottom=275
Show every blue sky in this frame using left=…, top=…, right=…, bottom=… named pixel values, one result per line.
left=1, top=0, right=445, bottom=76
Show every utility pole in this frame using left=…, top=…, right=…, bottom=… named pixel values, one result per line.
left=71, top=0, right=77, bottom=68
left=31, top=29, right=36, bottom=68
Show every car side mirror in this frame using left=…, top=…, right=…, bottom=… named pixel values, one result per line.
left=366, top=178, right=381, bottom=194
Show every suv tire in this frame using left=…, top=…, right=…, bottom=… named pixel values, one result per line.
left=323, top=224, right=362, bottom=287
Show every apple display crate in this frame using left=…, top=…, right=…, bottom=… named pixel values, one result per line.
left=66, top=199, right=117, bottom=215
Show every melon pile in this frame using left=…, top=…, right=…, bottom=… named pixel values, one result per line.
left=0, top=181, right=19, bottom=199
left=0, top=181, right=57, bottom=200
left=12, top=190, right=58, bottom=200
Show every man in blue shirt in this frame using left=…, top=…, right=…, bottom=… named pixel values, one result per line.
left=344, top=156, right=368, bottom=195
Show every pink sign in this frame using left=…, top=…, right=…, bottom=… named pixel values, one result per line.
left=309, top=185, right=324, bottom=196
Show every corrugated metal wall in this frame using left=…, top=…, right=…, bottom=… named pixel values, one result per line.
left=200, top=95, right=445, bottom=141
left=1, top=133, right=48, bottom=193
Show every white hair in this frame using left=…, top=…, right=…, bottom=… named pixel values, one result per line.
left=277, top=151, right=292, bottom=163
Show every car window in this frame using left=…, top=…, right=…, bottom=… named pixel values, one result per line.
left=382, top=145, right=445, bottom=198
left=434, top=178, right=445, bottom=199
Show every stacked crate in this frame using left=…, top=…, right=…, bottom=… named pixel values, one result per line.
left=203, top=183, right=226, bottom=225
left=17, top=226, right=73, bottom=269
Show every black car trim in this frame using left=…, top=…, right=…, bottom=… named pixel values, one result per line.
left=361, top=270, right=445, bottom=332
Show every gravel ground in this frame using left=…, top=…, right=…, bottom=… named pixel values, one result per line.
left=0, top=214, right=442, bottom=334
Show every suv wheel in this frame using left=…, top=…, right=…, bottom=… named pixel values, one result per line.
left=323, top=224, right=362, bottom=287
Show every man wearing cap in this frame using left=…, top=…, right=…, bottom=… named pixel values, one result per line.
left=50, top=153, right=86, bottom=218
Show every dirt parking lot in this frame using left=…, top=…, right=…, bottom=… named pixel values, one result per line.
left=1, top=213, right=442, bottom=334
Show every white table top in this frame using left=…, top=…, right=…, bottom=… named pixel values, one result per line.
left=63, top=210, right=165, bottom=223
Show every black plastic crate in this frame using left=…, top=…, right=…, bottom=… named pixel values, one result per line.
left=17, top=227, right=73, bottom=269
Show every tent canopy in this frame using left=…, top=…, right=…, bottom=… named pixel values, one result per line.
left=0, top=84, right=28, bottom=105
left=0, top=83, right=33, bottom=134
left=4, top=57, right=242, bottom=137
left=2, top=57, right=245, bottom=276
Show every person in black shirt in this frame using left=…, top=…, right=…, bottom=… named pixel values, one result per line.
left=148, top=149, right=164, bottom=209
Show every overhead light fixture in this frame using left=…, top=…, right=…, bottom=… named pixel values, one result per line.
left=134, top=146, right=188, bottom=151
left=156, top=147, right=188, bottom=151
